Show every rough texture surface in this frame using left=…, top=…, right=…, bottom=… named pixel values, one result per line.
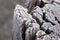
left=13, top=0, right=60, bottom=40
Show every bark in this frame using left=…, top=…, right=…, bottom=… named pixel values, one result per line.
left=13, top=0, right=60, bottom=40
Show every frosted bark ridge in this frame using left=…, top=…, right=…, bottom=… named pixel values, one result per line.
left=13, top=0, right=60, bottom=40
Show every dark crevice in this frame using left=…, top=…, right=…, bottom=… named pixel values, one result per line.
left=40, top=25, right=53, bottom=34
left=40, top=25, right=46, bottom=31
left=28, top=0, right=46, bottom=13
left=36, top=18, right=41, bottom=25
left=35, top=0, right=38, bottom=7
left=45, top=29, right=53, bottom=34
left=42, top=13, right=45, bottom=20
left=22, top=22, right=26, bottom=40
left=32, top=34, right=36, bottom=40
left=42, top=13, right=55, bottom=26
left=45, top=19, right=55, bottom=25
left=40, top=24, right=53, bottom=34
left=40, top=22, right=44, bottom=28
left=32, top=15, right=41, bottom=25
left=55, top=17, right=60, bottom=24
left=32, top=15, right=44, bottom=31
left=32, top=12, right=55, bottom=35
left=40, top=23, right=53, bottom=34
left=39, top=1, right=46, bottom=8
left=33, top=16, right=43, bottom=28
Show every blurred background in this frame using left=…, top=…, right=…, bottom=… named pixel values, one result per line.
left=0, top=0, right=25, bottom=40
left=0, top=0, right=60, bottom=40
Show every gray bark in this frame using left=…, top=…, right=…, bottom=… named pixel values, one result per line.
left=13, top=0, right=60, bottom=40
